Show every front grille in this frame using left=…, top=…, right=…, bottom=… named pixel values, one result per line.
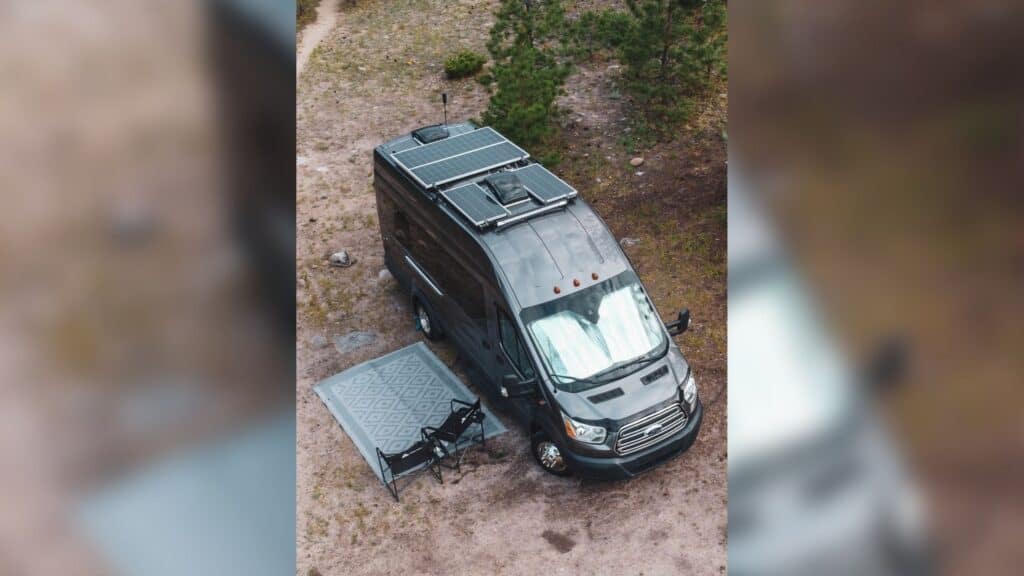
left=615, top=403, right=688, bottom=456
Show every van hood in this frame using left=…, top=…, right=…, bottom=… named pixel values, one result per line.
left=552, top=346, right=689, bottom=424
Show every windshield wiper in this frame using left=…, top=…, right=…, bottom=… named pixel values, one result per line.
left=589, top=348, right=664, bottom=382
left=548, top=344, right=666, bottom=389
left=548, top=373, right=589, bottom=384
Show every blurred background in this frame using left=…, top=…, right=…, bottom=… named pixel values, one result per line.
left=0, top=0, right=295, bottom=574
left=3, top=0, right=1023, bottom=574
left=730, top=0, right=1023, bottom=575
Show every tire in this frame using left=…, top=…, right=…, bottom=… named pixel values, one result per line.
left=414, top=298, right=443, bottom=341
left=531, top=430, right=572, bottom=476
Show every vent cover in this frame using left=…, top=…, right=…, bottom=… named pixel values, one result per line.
left=412, top=124, right=449, bottom=144
left=640, top=365, right=669, bottom=386
left=483, top=173, right=529, bottom=204
left=588, top=387, right=625, bottom=404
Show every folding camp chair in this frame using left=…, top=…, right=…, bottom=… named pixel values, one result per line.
left=375, top=431, right=443, bottom=502
left=423, top=398, right=486, bottom=472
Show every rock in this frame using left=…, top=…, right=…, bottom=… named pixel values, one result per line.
left=310, top=335, right=329, bottom=349
left=377, top=269, right=393, bottom=283
left=316, top=166, right=329, bottom=173
left=329, top=251, right=354, bottom=268
left=620, top=237, right=641, bottom=247
left=630, top=157, right=645, bottom=167
left=333, top=331, right=378, bottom=354
left=296, top=156, right=309, bottom=166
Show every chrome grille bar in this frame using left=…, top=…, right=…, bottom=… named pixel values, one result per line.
left=614, top=403, right=687, bottom=456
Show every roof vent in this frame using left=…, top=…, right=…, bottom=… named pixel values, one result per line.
left=483, top=172, right=529, bottom=205
left=412, top=124, right=449, bottom=144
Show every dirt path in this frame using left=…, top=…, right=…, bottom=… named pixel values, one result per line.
left=296, top=0, right=341, bottom=78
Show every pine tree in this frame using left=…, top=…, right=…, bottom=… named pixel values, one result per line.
left=481, top=0, right=570, bottom=148
left=619, top=0, right=726, bottom=130
left=689, top=0, right=727, bottom=84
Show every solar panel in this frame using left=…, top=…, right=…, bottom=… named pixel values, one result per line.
left=512, top=164, right=578, bottom=204
left=387, top=137, right=420, bottom=154
left=394, top=127, right=505, bottom=169
left=391, top=127, right=528, bottom=189
left=410, top=141, right=527, bottom=188
left=441, top=183, right=510, bottom=227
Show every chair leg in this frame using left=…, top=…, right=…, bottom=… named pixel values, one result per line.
left=451, top=438, right=462, bottom=472
left=378, top=450, right=400, bottom=502
left=429, top=458, right=443, bottom=484
left=389, top=476, right=399, bottom=502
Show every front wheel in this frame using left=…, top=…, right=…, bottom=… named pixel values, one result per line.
left=531, top=430, right=572, bottom=476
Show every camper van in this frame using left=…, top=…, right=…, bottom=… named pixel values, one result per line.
left=372, top=122, right=702, bottom=478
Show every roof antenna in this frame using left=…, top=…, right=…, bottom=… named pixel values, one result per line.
left=441, top=92, right=448, bottom=126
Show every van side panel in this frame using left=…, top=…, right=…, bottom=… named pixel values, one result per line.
left=373, top=155, right=499, bottom=374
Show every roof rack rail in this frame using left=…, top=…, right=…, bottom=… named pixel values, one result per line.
left=494, top=200, right=569, bottom=229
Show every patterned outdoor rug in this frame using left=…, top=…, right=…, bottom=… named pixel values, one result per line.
left=314, top=342, right=507, bottom=482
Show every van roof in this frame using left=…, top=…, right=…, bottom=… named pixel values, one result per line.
left=375, top=123, right=630, bottom=309
left=479, top=201, right=630, bottom=309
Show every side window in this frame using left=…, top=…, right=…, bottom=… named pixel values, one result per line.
left=498, top=309, right=535, bottom=378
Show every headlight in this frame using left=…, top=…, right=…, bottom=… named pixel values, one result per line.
left=561, top=413, right=606, bottom=445
left=681, top=371, right=698, bottom=407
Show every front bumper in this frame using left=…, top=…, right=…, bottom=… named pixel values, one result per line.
left=562, top=398, right=704, bottom=480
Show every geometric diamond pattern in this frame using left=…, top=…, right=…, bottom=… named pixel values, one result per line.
left=314, top=342, right=507, bottom=482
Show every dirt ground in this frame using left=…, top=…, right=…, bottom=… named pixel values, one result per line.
left=296, top=2, right=727, bottom=575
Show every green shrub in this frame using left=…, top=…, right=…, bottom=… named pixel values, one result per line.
left=444, top=50, right=487, bottom=79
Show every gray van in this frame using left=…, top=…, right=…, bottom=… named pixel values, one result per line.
left=372, top=122, right=703, bottom=478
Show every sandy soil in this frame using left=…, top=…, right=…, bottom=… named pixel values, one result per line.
left=296, top=2, right=727, bottom=575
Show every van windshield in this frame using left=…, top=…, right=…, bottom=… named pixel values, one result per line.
left=522, top=271, right=667, bottom=392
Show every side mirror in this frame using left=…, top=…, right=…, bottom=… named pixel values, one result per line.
left=500, top=374, right=536, bottom=398
left=666, top=308, right=691, bottom=336
left=864, top=336, right=908, bottom=393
